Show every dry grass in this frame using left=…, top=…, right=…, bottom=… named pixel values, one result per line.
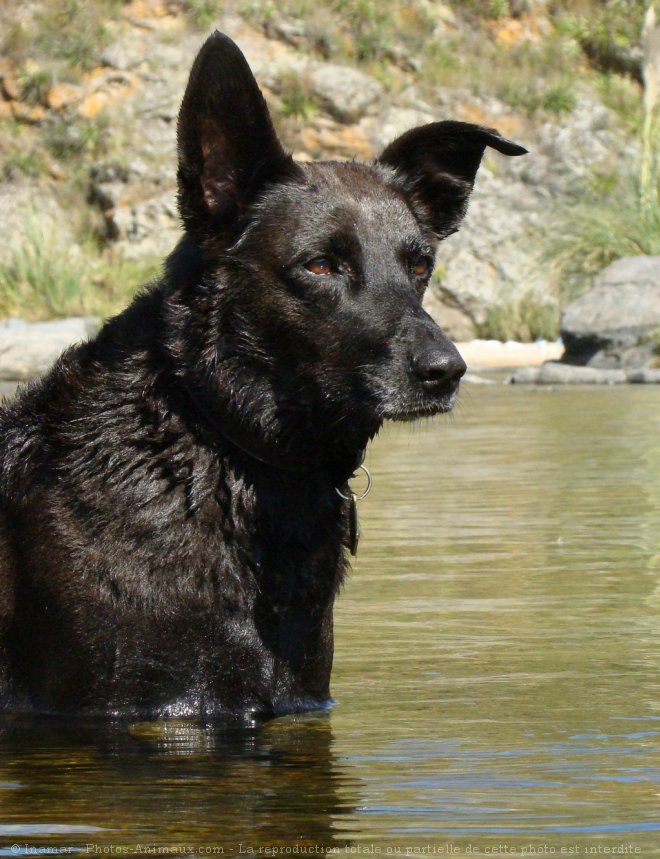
left=0, top=215, right=161, bottom=321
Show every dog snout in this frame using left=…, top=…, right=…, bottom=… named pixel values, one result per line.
left=411, top=347, right=467, bottom=391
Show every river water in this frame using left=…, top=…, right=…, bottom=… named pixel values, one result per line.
left=1, top=385, right=658, bottom=857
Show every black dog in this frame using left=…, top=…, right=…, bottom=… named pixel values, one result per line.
left=0, top=33, right=525, bottom=718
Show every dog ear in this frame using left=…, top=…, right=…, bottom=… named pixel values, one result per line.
left=177, top=31, right=299, bottom=234
left=378, top=121, right=527, bottom=239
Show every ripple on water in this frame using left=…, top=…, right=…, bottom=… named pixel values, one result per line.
left=1, top=386, right=659, bottom=853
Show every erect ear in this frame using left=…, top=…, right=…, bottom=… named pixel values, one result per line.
left=177, top=31, right=300, bottom=234
left=378, top=121, right=527, bottom=239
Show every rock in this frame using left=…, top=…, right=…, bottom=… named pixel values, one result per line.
left=101, top=31, right=152, bottom=71
left=78, top=73, right=136, bottom=120
left=425, top=90, right=630, bottom=328
left=420, top=0, right=457, bottom=32
left=536, top=361, right=625, bottom=384
left=423, top=290, right=476, bottom=341
left=432, top=158, right=552, bottom=327
left=512, top=363, right=660, bottom=384
left=89, top=158, right=181, bottom=258
left=10, top=102, right=47, bottom=124
left=0, top=7, right=644, bottom=343
left=298, top=121, right=374, bottom=160
left=107, top=189, right=181, bottom=259
left=510, top=366, right=542, bottom=384
left=82, top=30, right=208, bottom=260
left=46, top=82, right=83, bottom=111
left=0, top=318, right=101, bottom=381
left=427, top=90, right=635, bottom=329
left=457, top=339, right=564, bottom=369
left=1, top=72, right=20, bottom=101
left=265, top=19, right=306, bottom=48
left=519, top=95, right=625, bottom=196
left=463, top=373, right=496, bottom=385
left=627, top=368, right=660, bottom=384
left=369, top=106, right=434, bottom=152
left=561, top=256, right=660, bottom=368
left=306, top=64, right=383, bottom=122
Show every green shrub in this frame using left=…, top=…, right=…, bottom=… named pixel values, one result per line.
left=180, top=0, right=221, bottom=29
left=477, top=296, right=560, bottom=342
left=0, top=219, right=92, bottom=318
left=240, top=0, right=430, bottom=66
left=545, top=170, right=660, bottom=303
left=33, top=0, right=122, bottom=72
left=455, top=0, right=532, bottom=20
left=419, top=26, right=581, bottom=117
left=496, top=78, right=576, bottom=116
left=553, top=0, right=648, bottom=80
left=1, top=22, right=29, bottom=63
left=276, top=72, right=319, bottom=121
left=44, top=115, right=109, bottom=161
left=2, top=150, right=48, bottom=180
left=17, top=67, right=55, bottom=106
left=596, top=72, right=643, bottom=131
left=339, top=0, right=397, bottom=62
left=0, top=216, right=161, bottom=320
left=542, top=84, right=577, bottom=115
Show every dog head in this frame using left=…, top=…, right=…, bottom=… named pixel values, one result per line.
left=172, top=33, right=526, bottom=469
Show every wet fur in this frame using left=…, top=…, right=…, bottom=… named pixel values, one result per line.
left=0, top=33, right=525, bottom=717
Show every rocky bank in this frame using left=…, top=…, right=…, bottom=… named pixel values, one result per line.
left=511, top=254, right=660, bottom=383
left=1, top=0, right=649, bottom=343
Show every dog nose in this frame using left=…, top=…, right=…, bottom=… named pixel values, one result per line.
left=412, top=348, right=467, bottom=389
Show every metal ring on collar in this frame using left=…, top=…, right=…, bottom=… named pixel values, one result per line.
left=335, top=464, right=372, bottom=501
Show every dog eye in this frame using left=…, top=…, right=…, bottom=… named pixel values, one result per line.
left=305, top=257, right=332, bottom=276
left=412, top=257, right=432, bottom=278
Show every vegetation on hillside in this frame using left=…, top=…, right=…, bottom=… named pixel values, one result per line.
left=546, top=2, right=659, bottom=309
left=0, top=217, right=160, bottom=320
left=0, top=0, right=657, bottom=335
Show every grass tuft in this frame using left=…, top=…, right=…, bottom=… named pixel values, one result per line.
left=554, top=0, right=648, bottom=81
left=476, top=295, right=560, bottom=342
left=0, top=216, right=161, bottom=321
left=33, top=0, right=118, bottom=72
left=276, top=72, right=320, bottom=121
left=17, top=67, right=55, bottom=106
left=545, top=169, right=660, bottom=303
left=179, top=0, right=221, bottom=29
left=2, top=150, right=49, bottom=180
left=44, top=114, right=110, bottom=162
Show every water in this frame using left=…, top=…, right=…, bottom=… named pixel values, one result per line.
left=1, top=385, right=659, bottom=857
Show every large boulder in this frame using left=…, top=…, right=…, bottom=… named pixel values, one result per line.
left=561, top=256, right=660, bottom=369
left=428, top=93, right=635, bottom=337
left=511, top=362, right=627, bottom=384
left=306, top=64, right=383, bottom=123
left=0, top=318, right=101, bottom=381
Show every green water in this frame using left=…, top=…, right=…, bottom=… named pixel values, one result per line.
left=1, top=385, right=659, bottom=857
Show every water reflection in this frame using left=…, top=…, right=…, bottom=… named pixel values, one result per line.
left=0, top=713, right=358, bottom=854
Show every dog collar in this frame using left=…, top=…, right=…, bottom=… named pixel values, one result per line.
left=215, top=409, right=372, bottom=556
left=336, top=462, right=372, bottom=556
left=178, top=383, right=372, bottom=555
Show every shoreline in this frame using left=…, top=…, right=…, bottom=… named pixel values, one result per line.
left=456, top=339, right=564, bottom=370
left=1, top=328, right=658, bottom=388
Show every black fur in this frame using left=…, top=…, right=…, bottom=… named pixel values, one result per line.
left=0, top=33, right=526, bottom=718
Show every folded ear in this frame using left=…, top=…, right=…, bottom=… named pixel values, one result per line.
left=378, top=121, right=527, bottom=239
left=177, top=31, right=300, bottom=235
